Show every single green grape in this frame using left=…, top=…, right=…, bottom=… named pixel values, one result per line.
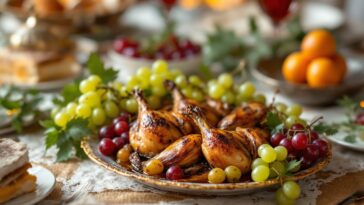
left=286, top=104, right=303, bottom=117
left=127, top=75, right=139, bottom=90
left=119, top=99, right=127, bottom=111
left=208, top=168, right=226, bottom=184
left=208, top=84, right=225, bottom=99
left=104, top=101, right=119, bottom=118
left=218, top=73, right=234, bottom=88
left=78, top=91, right=101, bottom=108
left=285, top=116, right=299, bottom=127
left=235, top=93, right=251, bottom=105
left=76, top=104, right=91, bottom=118
left=252, top=94, right=266, bottom=104
left=276, top=102, right=288, bottom=113
left=143, top=159, right=164, bottom=175
left=282, top=181, right=301, bottom=200
left=175, top=75, right=188, bottom=87
left=192, top=89, right=204, bottom=101
left=91, top=107, right=106, bottom=126
left=66, top=102, right=78, bottom=117
left=276, top=188, right=295, bottom=205
left=170, top=69, right=182, bottom=78
left=269, top=161, right=286, bottom=178
left=275, top=146, right=288, bottom=161
left=252, top=158, right=268, bottom=170
left=251, top=165, right=269, bottom=182
left=119, top=86, right=128, bottom=97
left=79, top=79, right=96, bottom=94
left=54, top=111, right=70, bottom=128
left=150, top=74, right=164, bottom=86
left=112, top=82, right=123, bottom=90
left=147, top=96, right=161, bottom=109
left=221, top=92, right=235, bottom=104
left=224, top=166, right=242, bottom=183
left=239, top=82, right=256, bottom=98
left=182, top=86, right=193, bottom=98
left=259, top=146, right=277, bottom=163
left=258, top=144, right=272, bottom=157
left=207, top=79, right=217, bottom=88
left=189, top=75, right=203, bottom=87
left=88, top=75, right=102, bottom=85
left=136, top=67, right=152, bottom=80
left=152, top=85, right=166, bottom=97
left=126, top=98, right=138, bottom=113
left=152, top=60, right=168, bottom=74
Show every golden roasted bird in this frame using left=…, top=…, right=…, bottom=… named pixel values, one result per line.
left=218, top=102, right=267, bottom=130
left=235, top=127, right=269, bottom=159
left=188, top=106, right=252, bottom=173
left=165, top=80, right=221, bottom=127
left=129, top=90, right=184, bottom=158
left=151, top=134, right=202, bottom=168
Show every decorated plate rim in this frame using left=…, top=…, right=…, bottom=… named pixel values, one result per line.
left=81, top=137, right=332, bottom=191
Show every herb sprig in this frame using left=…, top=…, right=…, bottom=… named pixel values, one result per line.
left=0, top=86, right=43, bottom=133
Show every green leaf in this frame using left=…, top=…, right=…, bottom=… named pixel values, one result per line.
left=266, top=112, right=283, bottom=131
left=53, top=83, right=81, bottom=106
left=287, top=160, right=301, bottom=173
left=45, top=128, right=59, bottom=150
left=57, top=140, right=73, bottom=162
left=87, top=53, right=118, bottom=84
left=73, top=140, right=88, bottom=159
left=313, top=122, right=338, bottom=136
left=0, top=99, right=21, bottom=109
left=40, top=120, right=56, bottom=129
left=344, top=135, right=356, bottom=143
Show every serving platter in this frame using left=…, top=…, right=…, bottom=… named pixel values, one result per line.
left=82, top=137, right=332, bottom=195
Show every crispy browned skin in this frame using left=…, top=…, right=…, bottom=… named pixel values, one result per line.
left=206, top=98, right=232, bottom=116
left=152, top=134, right=202, bottom=168
left=218, top=102, right=267, bottom=130
left=165, top=80, right=221, bottom=128
left=130, top=90, right=183, bottom=158
left=235, top=127, right=269, bottom=159
left=188, top=106, right=252, bottom=173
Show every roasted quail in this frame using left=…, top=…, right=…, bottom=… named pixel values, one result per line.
left=151, top=134, right=202, bottom=168
left=129, top=90, right=184, bottom=157
left=165, top=80, right=221, bottom=127
left=188, top=106, right=252, bottom=173
left=218, top=102, right=267, bottom=130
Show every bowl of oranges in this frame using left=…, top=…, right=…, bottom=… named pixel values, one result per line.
left=252, top=29, right=364, bottom=106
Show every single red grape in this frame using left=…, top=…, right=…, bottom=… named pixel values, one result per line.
left=99, top=125, right=115, bottom=140
left=279, top=138, right=294, bottom=154
left=114, top=38, right=129, bottom=53
left=355, top=113, right=364, bottom=125
left=304, top=144, right=320, bottom=161
left=166, top=166, right=184, bottom=180
left=309, top=130, right=319, bottom=142
left=292, top=133, right=309, bottom=150
left=122, top=47, right=140, bottom=58
left=300, top=155, right=313, bottom=169
left=312, top=139, right=329, bottom=158
left=120, top=132, right=130, bottom=144
left=99, top=138, right=117, bottom=156
left=288, top=123, right=305, bottom=136
left=270, top=133, right=286, bottom=147
left=112, top=137, right=126, bottom=150
left=114, top=121, right=129, bottom=135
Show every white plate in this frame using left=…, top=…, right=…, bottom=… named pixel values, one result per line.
left=328, top=132, right=364, bottom=152
left=4, top=166, right=56, bottom=205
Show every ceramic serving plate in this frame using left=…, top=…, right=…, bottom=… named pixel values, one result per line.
left=251, top=55, right=364, bottom=106
left=328, top=132, right=364, bottom=152
left=82, top=137, right=332, bottom=196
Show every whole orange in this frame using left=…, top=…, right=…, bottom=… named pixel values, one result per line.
left=306, top=58, right=341, bottom=88
left=330, top=53, right=347, bottom=82
left=282, top=52, right=310, bottom=84
left=301, top=29, right=336, bottom=59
